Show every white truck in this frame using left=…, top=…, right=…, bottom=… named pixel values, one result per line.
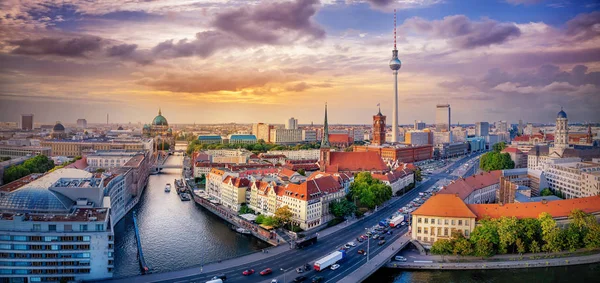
left=314, top=250, right=346, bottom=271
left=389, top=214, right=405, bottom=228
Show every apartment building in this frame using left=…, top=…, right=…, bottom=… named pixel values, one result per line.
left=546, top=161, right=600, bottom=199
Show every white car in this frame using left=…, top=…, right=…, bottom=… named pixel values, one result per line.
left=330, top=264, right=340, bottom=270
left=347, top=241, right=356, bottom=247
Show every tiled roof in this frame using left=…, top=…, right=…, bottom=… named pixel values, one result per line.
left=65, top=158, right=88, bottom=170
left=327, top=152, right=387, bottom=172
left=329, top=133, right=352, bottom=143
left=279, top=168, right=298, bottom=178
left=438, top=171, right=501, bottom=200
left=468, top=196, right=600, bottom=220
left=502, top=147, right=522, bottom=154
left=412, top=194, right=477, bottom=218
left=282, top=175, right=342, bottom=201
left=372, top=167, right=414, bottom=183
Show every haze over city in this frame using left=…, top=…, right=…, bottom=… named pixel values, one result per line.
left=1, top=0, right=599, bottom=124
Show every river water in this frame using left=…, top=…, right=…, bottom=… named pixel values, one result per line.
left=113, top=150, right=269, bottom=277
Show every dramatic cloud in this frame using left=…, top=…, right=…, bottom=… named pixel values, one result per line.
left=106, top=43, right=137, bottom=57
left=403, top=15, right=521, bottom=49
left=565, top=11, right=600, bottom=41
left=9, top=36, right=103, bottom=57
left=285, top=82, right=332, bottom=92
left=213, top=0, right=325, bottom=44
left=360, top=0, right=443, bottom=9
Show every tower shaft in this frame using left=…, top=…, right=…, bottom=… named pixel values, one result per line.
left=392, top=71, right=399, bottom=143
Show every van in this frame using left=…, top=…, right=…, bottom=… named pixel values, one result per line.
left=394, top=256, right=407, bottom=262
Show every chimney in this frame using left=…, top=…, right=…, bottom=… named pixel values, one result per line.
left=541, top=199, right=548, bottom=204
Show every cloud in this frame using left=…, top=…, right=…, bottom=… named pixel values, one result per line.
left=106, top=43, right=137, bottom=57
left=506, top=0, right=543, bottom=5
left=213, top=0, right=325, bottom=44
left=360, top=0, right=443, bottom=9
left=565, top=11, right=600, bottom=41
left=151, top=31, right=237, bottom=59
left=403, top=15, right=521, bottom=49
left=9, top=36, right=103, bottom=57
left=285, top=81, right=333, bottom=92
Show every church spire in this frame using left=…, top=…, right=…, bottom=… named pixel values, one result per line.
left=321, top=103, right=330, bottom=148
left=158, top=108, right=162, bottom=116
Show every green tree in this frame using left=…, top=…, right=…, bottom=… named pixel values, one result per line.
left=583, top=222, right=600, bottom=249
left=349, top=172, right=392, bottom=209
left=469, top=218, right=499, bottom=253
left=255, top=214, right=265, bottom=224
left=492, top=142, right=507, bottom=152
left=330, top=199, right=357, bottom=218
left=297, top=168, right=306, bottom=176
left=540, top=188, right=553, bottom=196
left=453, top=235, right=474, bottom=256
left=479, top=151, right=515, bottom=171
left=529, top=239, right=541, bottom=253
left=473, top=238, right=495, bottom=258
left=518, top=218, right=541, bottom=250
left=414, top=169, right=423, bottom=182
left=430, top=238, right=453, bottom=256
left=275, top=206, right=293, bottom=228
left=516, top=238, right=527, bottom=254
left=497, top=216, right=519, bottom=254
left=263, top=216, right=279, bottom=227
left=539, top=212, right=563, bottom=252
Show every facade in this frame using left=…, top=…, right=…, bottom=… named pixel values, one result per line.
left=411, top=194, right=476, bottom=245
left=227, top=134, right=257, bottom=145
left=451, top=127, right=467, bottom=142
left=546, top=161, right=600, bottom=199
left=0, top=145, right=52, bottom=158
left=286, top=118, right=298, bottom=130
left=197, top=135, right=222, bottom=144
left=269, top=129, right=303, bottom=144
left=372, top=109, right=386, bottom=145
left=553, top=108, right=569, bottom=156
left=76, top=119, right=87, bottom=129
left=372, top=166, right=414, bottom=195
left=221, top=176, right=250, bottom=211
left=467, top=137, right=486, bottom=152
left=328, top=133, right=353, bottom=148
left=475, top=122, right=489, bottom=137
left=502, top=147, right=528, bottom=168
left=496, top=121, right=508, bottom=133
left=86, top=151, right=139, bottom=170
left=414, top=120, right=426, bottom=130
left=302, top=130, right=317, bottom=142
left=267, top=149, right=320, bottom=160
left=433, top=131, right=451, bottom=145
left=435, top=104, right=451, bottom=133
left=353, top=144, right=433, bottom=163
left=252, top=123, right=273, bottom=143
left=435, top=142, right=469, bottom=159
left=438, top=171, right=502, bottom=204
left=41, top=139, right=150, bottom=157
left=405, top=131, right=429, bottom=146
left=21, top=114, right=34, bottom=131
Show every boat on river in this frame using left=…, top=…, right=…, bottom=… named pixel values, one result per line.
left=235, top=227, right=251, bottom=235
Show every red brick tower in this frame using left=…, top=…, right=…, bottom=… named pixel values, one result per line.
left=373, top=107, right=386, bottom=145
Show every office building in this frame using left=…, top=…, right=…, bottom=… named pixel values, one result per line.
left=40, top=139, right=152, bottom=157
left=252, top=123, right=273, bottom=143
left=451, top=127, right=467, bottom=142
left=302, top=130, right=317, bottom=142
left=226, top=134, right=257, bottom=145
left=405, top=131, right=429, bottom=146
left=433, top=131, right=451, bottom=145
left=21, top=114, right=34, bottom=130
left=467, top=137, right=486, bottom=152
left=518, top=120, right=524, bottom=135
left=197, top=135, right=223, bottom=144
left=86, top=151, right=141, bottom=170
left=269, top=129, right=303, bottom=144
left=496, top=121, right=508, bottom=133
left=414, top=120, right=426, bottom=130
left=546, top=161, right=600, bottom=199
left=435, top=104, right=451, bottom=132
left=435, top=142, right=469, bottom=158
left=475, top=122, right=489, bottom=137
left=77, top=119, right=87, bottom=128
left=0, top=145, right=52, bottom=158
left=438, top=171, right=502, bottom=204
left=286, top=118, right=298, bottom=130
left=267, top=149, right=320, bottom=160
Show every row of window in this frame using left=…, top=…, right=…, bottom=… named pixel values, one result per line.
left=0, top=268, right=91, bottom=275
left=417, top=217, right=470, bottom=226
left=0, top=260, right=90, bottom=267
left=0, top=235, right=91, bottom=242
left=0, top=244, right=90, bottom=251
left=30, top=223, right=105, bottom=232
left=416, top=226, right=470, bottom=237
left=0, top=252, right=90, bottom=259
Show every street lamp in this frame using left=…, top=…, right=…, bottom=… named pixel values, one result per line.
left=364, top=228, right=370, bottom=263
left=280, top=267, right=288, bottom=283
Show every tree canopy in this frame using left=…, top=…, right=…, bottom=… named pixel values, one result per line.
left=479, top=151, right=515, bottom=171
left=349, top=172, right=392, bottom=209
left=186, top=139, right=321, bottom=155
left=3, top=155, right=55, bottom=183
left=330, top=199, right=357, bottom=218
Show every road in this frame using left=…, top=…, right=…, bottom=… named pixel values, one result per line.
left=150, top=153, right=481, bottom=283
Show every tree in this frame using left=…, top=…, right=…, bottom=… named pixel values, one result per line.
left=539, top=212, right=563, bottom=252
left=275, top=206, right=293, bottom=228
left=263, top=216, right=279, bottom=227
left=453, top=235, right=474, bottom=256
left=516, top=238, right=527, bottom=254
left=255, top=214, right=266, bottom=224
left=349, top=172, right=392, bottom=209
left=492, top=142, right=507, bottom=152
left=540, top=188, right=553, bottom=196
left=497, top=217, right=519, bottom=254
left=479, top=151, right=515, bottom=171
left=473, top=238, right=495, bottom=258
left=297, top=168, right=306, bottom=176
left=330, top=199, right=357, bottom=218
left=430, top=239, right=453, bottom=256
left=414, top=169, right=423, bottom=182
left=529, top=240, right=541, bottom=253
left=469, top=218, right=499, bottom=253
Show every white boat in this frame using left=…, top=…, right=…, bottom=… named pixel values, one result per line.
left=165, top=183, right=171, bottom=192
left=235, top=227, right=251, bottom=234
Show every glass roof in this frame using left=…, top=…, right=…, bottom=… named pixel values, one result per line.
left=0, top=187, right=74, bottom=212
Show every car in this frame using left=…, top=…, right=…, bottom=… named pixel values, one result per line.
left=242, top=269, right=255, bottom=276
left=395, top=256, right=407, bottom=262
left=330, top=264, right=340, bottom=270
left=260, top=268, right=273, bottom=275
left=357, top=237, right=364, bottom=242
left=357, top=249, right=366, bottom=254
left=294, top=276, right=307, bottom=282
left=372, top=234, right=379, bottom=239
left=304, top=264, right=312, bottom=271
left=271, top=280, right=279, bottom=283
left=312, top=276, right=324, bottom=283
left=361, top=235, right=368, bottom=240
left=387, top=231, right=393, bottom=235
left=212, top=274, right=227, bottom=280
left=365, top=232, right=372, bottom=236
left=347, top=241, right=356, bottom=247
left=378, top=240, right=386, bottom=245
left=296, top=267, right=305, bottom=273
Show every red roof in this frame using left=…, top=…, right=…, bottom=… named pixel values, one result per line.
left=372, top=167, right=414, bottom=183
left=329, top=133, right=352, bottom=143
left=412, top=194, right=477, bottom=218
left=65, top=158, right=88, bottom=170
left=327, top=152, right=387, bottom=173
left=502, top=147, right=522, bottom=154
left=279, top=168, right=298, bottom=178
left=438, top=171, right=501, bottom=200
left=468, top=196, right=600, bottom=220
left=282, top=175, right=342, bottom=201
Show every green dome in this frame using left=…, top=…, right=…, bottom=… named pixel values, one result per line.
left=167, top=128, right=173, bottom=133
left=152, top=109, right=168, bottom=126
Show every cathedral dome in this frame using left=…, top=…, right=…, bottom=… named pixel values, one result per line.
left=53, top=122, right=65, bottom=132
left=152, top=109, right=168, bottom=126
left=557, top=108, right=567, bottom=119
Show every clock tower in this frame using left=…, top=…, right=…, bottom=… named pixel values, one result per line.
left=373, top=107, right=387, bottom=145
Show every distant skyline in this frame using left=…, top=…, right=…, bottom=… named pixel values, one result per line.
left=1, top=0, right=599, bottom=125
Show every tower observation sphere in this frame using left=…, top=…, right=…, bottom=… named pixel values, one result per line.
left=389, top=51, right=401, bottom=71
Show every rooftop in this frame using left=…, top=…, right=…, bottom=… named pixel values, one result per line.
left=412, top=194, right=477, bottom=218
left=438, top=171, right=502, bottom=199
left=327, top=151, right=387, bottom=172
left=468, top=196, right=600, bottom=220
left=0, top=207, right=109, bottom=223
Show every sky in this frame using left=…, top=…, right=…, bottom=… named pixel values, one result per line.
left=0, top=0, right=599, bottom=125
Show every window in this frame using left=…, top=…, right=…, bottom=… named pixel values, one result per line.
left=451, top=220, right=456, bottom=225
left=13, top=244, right=27, bottom=250
left=424, top=227, right=428, bottom=234
left=83, top=236, right=91, bottom=242
left=13, top=236, right=27, bottom=242
left=51, top=245, right=59, bottom=251
left=49, top=225, right=57, bottom=232
left=444, top=228, right=448, bottom=236
left=417, top=227, right=422, bottom=233
left=0, top=235, right=10, bottom=241
left=465, top=229, right=470, bottom=237
left=80, top=225, right=88, bottom=232
left=33, top=224, right=41, bottom=231
left=465, top=220, right=469, bottom=226
left=437, top=219, right=441, bottom=225
left=444, top=219, right=449, bottom=225
left=417, top=217, right=422, bottom=223
left=96, top=224, right=104, bottom=231
left=437, top=227, right=442, bottom=236
left=424, top=218, right=428, bottom=224
left=458, top=220, right=463, bottom=226
left=0, top=244, right=11, bottom=250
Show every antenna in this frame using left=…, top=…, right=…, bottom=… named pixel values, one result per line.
left=394, top=9, right=397, bottom=50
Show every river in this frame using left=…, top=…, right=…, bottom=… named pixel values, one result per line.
left=366, top=263, right=600, bottom=282
left=113, top=149, right=270, bottom=277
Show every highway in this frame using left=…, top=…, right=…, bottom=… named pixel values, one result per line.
left=158, top=153, right=481, bottom=283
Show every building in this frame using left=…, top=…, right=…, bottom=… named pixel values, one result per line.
left=553, top=107, right=569, bottom=156
left=0, top=145, right=52, bottom=158
left=405, top=131, right=429, bottom=146
left=435, top=104, right=451, bottom=133
left=546, top=161, right=600, bottom=199
left=267, top=149, right=320, bottom=160
left=143, top=108, right=171, bottom=137
left=302, top=130, right=317, bottom=142
left=197, top=135, right=223, bottom=144
left=86, top=151, right=141, bottom=170
left=372, top=166, right=414, bottom=195
left=328, top=133, right=353, bottom=148
left=252, top=123, right=273, bottom=143
left=412, top=193, right=600, bottom=246
left=451, top=127, right=467, bottom=142
left=467, top=137, right=486, bottom=152
left=220, top=176, right=251, bottom=211
left=77, top=119, right=87, bottom=128
left=475, top=122, right=489, bottom=137
left=502, top=147, right=528, bottom=168
left=435, top=142, right=468, bottom=159
left=0, top=169, right=116, bottom=282
left=51, top=121, right=67, bottom=139
left=41, top=139, right=151, bottom=157
left=269, top=129, right=303, bottom=144
left=438, top=171, right=502, bottom=204
left=411, top=194, right=477, bottom=245
left=372, top=109, right=386, bottom=145
left=21, top=114, right=33, bottom=131
left=414, top=120, right=426, bottom=130
left=496, top=121, right=508, bottom=133
left=354, top=144, right=433, bottom=163
left=227, top=134, right=257, bottom=145
left=286, top=118, right=298, bottom=130
left=433, top=131, right=451, bottom=145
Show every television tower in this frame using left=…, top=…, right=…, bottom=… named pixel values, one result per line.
left=389, top=9, right=402, bottom=143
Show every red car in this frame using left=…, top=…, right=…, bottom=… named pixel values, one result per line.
left=260, top=268, right=273, bottom=275
left=242, top=269, right=255, bottom=276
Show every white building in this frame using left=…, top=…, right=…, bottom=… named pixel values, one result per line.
left=451, top=127, right=467, bottom=143
left=475, top=122, right=489, bottom=137
left=433, top=131, right=451, bottom=145
left=252, top=123, right=272, bottom=142
left=435, top=104, right=451, bottom=132
left=286, top=118, right=298, bottom=130
left=269, top=129, right=303, bottom=144
left=302, top=130, right=317, bottom=142
left=86, top=151, right=139, bottom=170
left=546, top=161, right=600, bottom=199
left=405, top=131, right=429, bottom=146
left=266, top=149, right=320, bottom=160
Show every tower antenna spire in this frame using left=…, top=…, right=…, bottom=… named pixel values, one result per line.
left=394, top=9, right=397, bottom=50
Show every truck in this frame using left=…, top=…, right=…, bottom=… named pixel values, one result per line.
left=389, top=214, right=405, bottom=228
left=314, top=250, right=346, bottom=271
left=379, top=219, right=388, bottom=227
